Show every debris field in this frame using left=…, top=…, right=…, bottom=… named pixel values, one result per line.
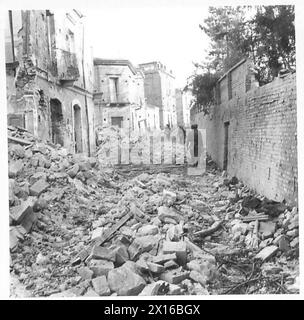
left=8, top=126, right=299, bottom=297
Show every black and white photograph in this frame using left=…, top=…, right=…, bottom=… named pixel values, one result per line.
left=0, top=0, right=302, bottom=300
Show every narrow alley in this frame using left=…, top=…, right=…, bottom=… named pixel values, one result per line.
left=4, top=6, right=299, bottom=299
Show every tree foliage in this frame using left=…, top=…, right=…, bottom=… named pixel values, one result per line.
left=252, top=5, right=295, bottom=84
left=188, top=5, right=295, bottom=114
left=185, top=72, right=219, bottom=115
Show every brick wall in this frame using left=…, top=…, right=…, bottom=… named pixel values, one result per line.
left=194, top=72, right=297, bottom=205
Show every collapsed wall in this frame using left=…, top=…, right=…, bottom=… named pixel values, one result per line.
left=194, top=73, right=297, bottom=205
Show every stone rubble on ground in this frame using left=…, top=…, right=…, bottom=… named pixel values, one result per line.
left=8, top=126, right=299, bottom=297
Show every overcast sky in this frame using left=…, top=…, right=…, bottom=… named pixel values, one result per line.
left=85, top=5, right=210, bottom=88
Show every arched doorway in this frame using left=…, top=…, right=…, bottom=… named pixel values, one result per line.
left=50, top=98, right=64, bottom=146
left=73, top=104, right=83, bottom=153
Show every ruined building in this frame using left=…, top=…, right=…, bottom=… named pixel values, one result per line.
left=191, top=59, right=297, bottom=205
left=93, top=59, right=160, bottom=132
left=139, top=62, right=177, bottom=129
left=5, top=10, right=95, bottom=155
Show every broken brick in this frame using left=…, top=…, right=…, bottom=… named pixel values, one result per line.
left=153, top=253, right=177, bottom=265
left=255, top=245, right=279, bottom=261
left=107, top=264, right=146, bottom=296
left=159, top=269, right=190, bottom=284
left=147, top=262, right=165, bottom=273
left=163, top=260, right=179, bottom=270
left=29, top=179, right=49, bottom=196
left=162, top=241, right=187, bottom=265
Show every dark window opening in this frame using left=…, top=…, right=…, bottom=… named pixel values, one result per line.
left=50, top=98, right=64, bottom=146
left=73, top=104, right=83, bottom=153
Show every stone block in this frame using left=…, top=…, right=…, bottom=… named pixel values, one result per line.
left=162, top=241, right=187, bottom=265
left=137, top=225, right=159, bottom=236
left=164, top=260, right=179, bottom=270
left=30, top=179, right=49, bottom=196
left=255, top=245, right=279, bottom=261
left=107, top=264, right=146, bottom=296
left=78, top=267, right=94, bottom=280
left=89, top=259, right=114, bottom=277
left=10, top=198, right=34, bottom=223
left=91, top=245, right=115, bottom=261
left=153, top=253, right=177, bottom=265
left=189, top=270, right=207, bottom=286
left=112, top=245, right=129, bottom=266
left=157, top=206, right=182, bottom=224
left=92, top=276, right=111, bottom=296
left=147, top=262, right=165, bottom=274
left=159, top=269, right=190, bottom=284
left=135, top=258, right=150, bottom=272
left=128, top=235, right=160, bottom=261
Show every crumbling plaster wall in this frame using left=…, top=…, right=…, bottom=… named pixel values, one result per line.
left=34, top=77, right=94, bottom=154
left=194, top=73, right=297, bottom=204
left=6, top=10, right=95, bottom=155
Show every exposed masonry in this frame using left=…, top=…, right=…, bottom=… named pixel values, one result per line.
left=193, top=59, right=297, bottom=205
left=6, top=10, right=95, bottom=155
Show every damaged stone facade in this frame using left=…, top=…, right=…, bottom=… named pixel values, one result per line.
left=192, top=59, right=297, bottom=205
left=5, top=10, right=95, bottom=155
left=139, top=62, right=177, bottom=129
left=93, top=59, right=160, bottom=132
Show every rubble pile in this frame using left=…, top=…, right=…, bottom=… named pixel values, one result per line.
left=8, top=126, right=299, bottom=297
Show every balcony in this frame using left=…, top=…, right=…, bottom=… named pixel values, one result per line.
left=55, top=48, right=80, bottom=86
